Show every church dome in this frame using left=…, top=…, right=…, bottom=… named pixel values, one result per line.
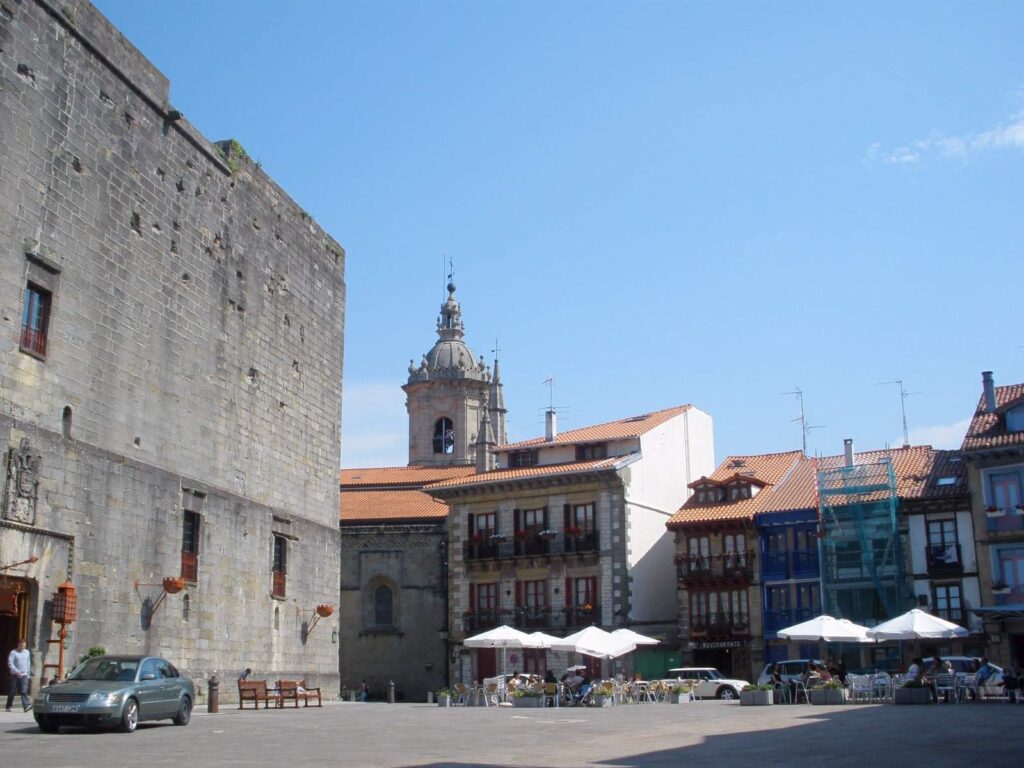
left=407, top=282, right=489, bottom=383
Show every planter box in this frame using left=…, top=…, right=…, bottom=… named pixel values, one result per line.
left=740, top=690, right=773, bottom=706
left=591, top=694, right=615, bottom=707
left=511, top=695, right=544, bottom=708
left=894, top=687, right=932, bottom=705
left=808, top=688, right=845, bottom=705
left=669, top=692, right=695, bottom=703
left=437, top=696, right=451, bottom=707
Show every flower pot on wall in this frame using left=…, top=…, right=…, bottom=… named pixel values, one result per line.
left=511, top=695, right=544, bottom=708
left=808, top=688, right=845, bottom=705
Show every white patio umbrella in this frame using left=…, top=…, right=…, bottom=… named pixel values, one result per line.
left=611, top=628, right=660, bottom=646
left=866, top=609, right=969, bottom=641
left=463, top=625, right=545, bottom=675
left=550, top=626, right=636, bottom=659
left=528, top=631, right=563, bottom=648
left=777, top=615, right=873, bottom=643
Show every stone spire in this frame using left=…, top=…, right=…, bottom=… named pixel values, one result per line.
left=474, top=400, right=496, bottom=472
left=488, top=355, right=507, bottom=447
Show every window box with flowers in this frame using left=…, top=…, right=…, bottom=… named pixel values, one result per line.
left=985, top=506, right=1005, bottom=518
left=1015, top=505, right=1024, bottom=516
left=514, top=530, right=530, bottom=541
left=469, top=533, right=484, bottom=545
left=565, top=526, right=582, bottom=538
left=488, top=533, right=508, bottom=544
left=538, top=529, right=559, bottom=541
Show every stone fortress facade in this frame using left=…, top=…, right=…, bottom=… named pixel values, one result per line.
left=0, top=0, right=344, bottom=700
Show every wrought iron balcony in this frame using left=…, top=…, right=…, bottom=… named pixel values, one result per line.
left=761, top=549, right=819, bottom=581
left=676, top=552, right=755, bottom=584
left=463, top=531, right=600, bottom=563
left=462, top=609, right=501, bottom=633
left=464, top=606, right=602, bottom=634
left=689, top=612, right=751, bottom=639
left=926, top=544, right=963, bottom=575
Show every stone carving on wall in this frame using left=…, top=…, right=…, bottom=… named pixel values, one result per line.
left=4, top=438, right=41, bottom=525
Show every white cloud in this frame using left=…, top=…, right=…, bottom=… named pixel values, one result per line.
left=869, top=109, right=1024, bottom=164
left=340, top=379, right=408, bottom=468
left=904, top=417, right=971, bottom=450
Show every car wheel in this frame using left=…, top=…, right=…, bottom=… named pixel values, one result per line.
left=173, top=696, right=192, bottom=726
left=717, top=686, right=738, bottom=700
left=119, top=698, right=139, bottom=733
left=35, top=715, right=59, bottom=733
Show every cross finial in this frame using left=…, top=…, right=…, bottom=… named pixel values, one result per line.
left=491, top=338, right=501, bottom=358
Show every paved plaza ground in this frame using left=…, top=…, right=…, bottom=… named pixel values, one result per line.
left=1, top=699, right=1019, bottom=767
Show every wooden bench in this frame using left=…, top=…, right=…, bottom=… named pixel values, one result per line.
left=238, top=679, right=280, bottom=709
left=277, top=679, right=322, bottom=708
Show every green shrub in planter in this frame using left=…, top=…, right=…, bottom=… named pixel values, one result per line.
left=436, top=688, right=453, bottom=707
left=740, top=684, right=773, bottom=706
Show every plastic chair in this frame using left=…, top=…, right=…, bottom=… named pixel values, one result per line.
left=934, top=673, right=957, bottom=703
left=847, top=674, right=872, bottom=704
left=791, top=680, right=810, bottom=704
left=543, top=683, right=559, bottom=708
left=772, top=682, right=791, bottom=704
left=453, top=682, right=469, bottom=706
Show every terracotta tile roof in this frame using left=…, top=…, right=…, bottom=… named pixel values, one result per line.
left=340, top=465, right=477, bottom=488
left=668, top=445, right=965, bottom=527
left=668, top=451, right=802, bottom=527
left=425, top=457, right=626, bottom=492
left=961, top=383, right=1024, bottom=451
left=497, top=405, right=692, bottom=451
left=340, top=488, right=450, bottom=523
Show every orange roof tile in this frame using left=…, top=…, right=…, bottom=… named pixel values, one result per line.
left=668, top=451, right=802, bottom=527
left=498, top=405, right=692, bottom=451
left=340, top=488, right=449, bottom=523
left=668, top=446, right=965, bottom=527
left=340, top=465, right=478, bottom=488
left=425, top=457, right=626, bottom=492
left=962, top=383, right=1024, bottom=452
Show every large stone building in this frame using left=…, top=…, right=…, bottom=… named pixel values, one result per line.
left=0, top=0, right=344, bottom=701
left=339, top=282, right=499, bottom=699
left=428, top=404, right=715, bottom=682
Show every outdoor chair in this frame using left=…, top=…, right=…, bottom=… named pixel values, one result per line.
left=934, top=673, right=957, bottom=703
left=543, top=683, right=560, bottom=708
left=482, top=682, right=501, bottom=707
left=453, top=682, right=470, bottom=706
left=791, top=680, right=810, bottom=704
left=772, top=682, right=791, bottom=704
left=847, top=674, right=872, bottom=704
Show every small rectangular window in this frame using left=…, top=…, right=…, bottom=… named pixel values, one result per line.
left=575, top=443, right=607, bottom=461
left=511, top=450, right=538, bottom=467
left=181, top=511, right=200, bottom=582
left=20, top=283, right=52, bottom=358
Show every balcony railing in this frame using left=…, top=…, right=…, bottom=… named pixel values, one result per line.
left=464, top=531, right=600, bottom=562
left=761, top=549, right=819, bottom=580
left=763, top=607, right=817, bottom=634
left=986, top=511, right=1024, bottom=534
left=926, top=544, right=963, bottom=575
left=180, top=551, right=198, bottom=582
left=464, top=606, right=601, bottom=634
left=676, top=552, right=755, bottom=583
left=689, top=612, right=751, bottom=638
left=20, top=326, right=47, bottom=357
left=271, top=569, right=286, bottom=599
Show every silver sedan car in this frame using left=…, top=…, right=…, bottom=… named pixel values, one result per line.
left=33, top=655, right=195, bottom=733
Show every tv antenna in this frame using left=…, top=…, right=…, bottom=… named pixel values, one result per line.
left=877, top=379, right=918, bottom=448
left=782, top=387, right=823, bottom=455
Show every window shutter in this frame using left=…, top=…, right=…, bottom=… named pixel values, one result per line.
left=543, top=506, right=549, bottom=529
left=565, top=577, right=572, bottom=608
left=563, top=504, right=570, bottom=529
left=469, top=582, right=476, bottom=610
left=513, top=509, right=521, bottom=534
left=469, top=514, right=475, bottom=536
left=515, top=580, right=522, bottom=607
left=587, top=577, right=596, bottom=605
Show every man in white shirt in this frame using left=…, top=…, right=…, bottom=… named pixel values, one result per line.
left=6, top=638, right=31, bottom=712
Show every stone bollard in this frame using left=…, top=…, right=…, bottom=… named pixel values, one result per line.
left=349, top=689, right=356, bottom=703
left=427, top=691, right=434, bottom=704
left=207, top=674, right=220, bottom=714
left=387, top=680, right=395, bottom=704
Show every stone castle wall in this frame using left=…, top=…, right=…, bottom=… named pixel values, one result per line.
left=0, top=0, right=344, bottom=695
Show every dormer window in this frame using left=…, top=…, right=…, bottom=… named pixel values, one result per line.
left=576, top=443, right=608, bottom=461
left=728, top=483, right=752, bottom=500
left=510, top=449, right=538, bottom=468
left=1007, top=405, right=1024, bottom=433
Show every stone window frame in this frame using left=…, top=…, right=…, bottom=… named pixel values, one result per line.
left=19, top=249, right=60, bottom=361
left=363, top=575, right=401, bottom=634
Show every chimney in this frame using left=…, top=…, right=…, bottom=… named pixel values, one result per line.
left=982, top=371, right=997, bottom=413
left=545, top=409, right=557, bottom=442
left=843, top=438, right=855, bottom=467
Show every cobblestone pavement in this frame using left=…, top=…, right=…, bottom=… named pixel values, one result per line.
left=1, top=700, right=1019, bottom=767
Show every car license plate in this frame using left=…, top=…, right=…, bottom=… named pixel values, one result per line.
left=51, top=704, right=80, bottom=713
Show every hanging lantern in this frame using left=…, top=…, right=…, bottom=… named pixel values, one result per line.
left=51, top=581, right=77, bottom=624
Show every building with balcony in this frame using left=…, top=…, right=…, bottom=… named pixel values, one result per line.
left=428, top=404, right=714, bottom=682
left=961, top=371, right=1024, bottom=668
left=338, top=281, right=500, bottom=701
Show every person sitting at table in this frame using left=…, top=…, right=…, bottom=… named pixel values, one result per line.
left=567, top=671, right=585, bottom=692
left=1001, top=668, right=1019, bottom=704
left=544, top=669, right=557, bottom=684
left=926, top=657, right=952, bottom=702
left=507, top=671, right=522, bottom=692
left=974, top=656, right=995, bottom=699
left=817, top=664, right=833, bottom=683
left=573, top=675, right=592, bottom=705
left=801, top=662, right=821, bottom=687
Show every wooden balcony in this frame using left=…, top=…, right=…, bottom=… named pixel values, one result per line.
left=676, top=553, right=755, bottom=586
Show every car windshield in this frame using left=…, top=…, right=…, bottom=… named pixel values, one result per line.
left=68, top=658, right=139, bottom=682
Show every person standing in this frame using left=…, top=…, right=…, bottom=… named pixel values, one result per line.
left=6, top=638, right=31, bottom=712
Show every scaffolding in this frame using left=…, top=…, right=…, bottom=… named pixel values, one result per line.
left=817, top=457, right=908, bottom=625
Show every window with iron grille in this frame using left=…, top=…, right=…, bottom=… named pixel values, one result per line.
left=20, top=283, right=51, bottom=359
left=272, top=536, right=287, bottom=598
left=433, top=417, right=455, bottom=454
left=181, top=511, right=200, bottom=582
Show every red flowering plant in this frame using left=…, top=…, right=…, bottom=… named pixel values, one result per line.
left=469, top=532, right=484, bottom=545
left=515, top=529, right=530, bottom=540
left=565, top=525, right=582, bottom=537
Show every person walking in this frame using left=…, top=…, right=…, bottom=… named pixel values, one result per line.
left=6, top=638, right=31, bottom=712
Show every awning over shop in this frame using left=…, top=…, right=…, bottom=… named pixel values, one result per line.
left=970, top=603, right=1024, bottom=621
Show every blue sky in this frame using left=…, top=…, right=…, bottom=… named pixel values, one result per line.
left=94, top=1, right=1024, bottom=468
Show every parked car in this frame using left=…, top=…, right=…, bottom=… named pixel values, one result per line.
left=665, top=667, right=750, bottom=700
left=922, top=656, right=1004, bottom=697
left=756, top=659, right=824, bottom=686
left=32, top=655, right=194, bottom=733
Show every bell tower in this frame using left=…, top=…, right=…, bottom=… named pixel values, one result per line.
left=403, top=280, right=504, bottom=467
